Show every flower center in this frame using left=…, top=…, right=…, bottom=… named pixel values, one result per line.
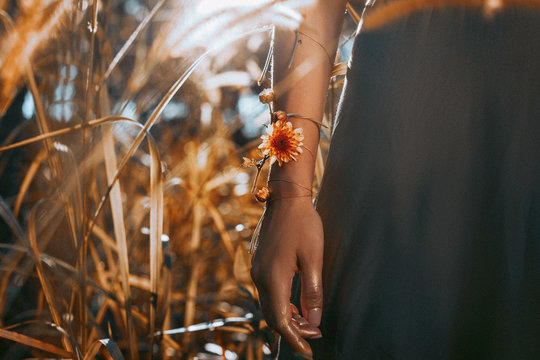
left=273, top=134, right=289, bottom=150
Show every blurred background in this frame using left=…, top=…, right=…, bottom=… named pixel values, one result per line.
left=0, top=0, right=357, bottom=358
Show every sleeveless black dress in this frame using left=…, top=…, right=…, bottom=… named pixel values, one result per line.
left=280, top=4, right=540, bottom=359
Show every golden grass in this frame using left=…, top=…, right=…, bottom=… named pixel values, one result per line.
left=0, top=0, right=355, bottom=358
left=0, top=0, right=72, bottom=115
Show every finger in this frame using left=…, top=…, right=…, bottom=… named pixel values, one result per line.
left=292, top=315, right=322, bottom=339
left=259, top=293, right=314, bottom=355
left=300, top=256, right=323, bottom=327
left=291, top=304, right=321, bottom=338
left=291, top=304, right=320, bottom=338
left=276, top=320, right=314, bottom=356
left=257, top=270, right=314, bottom=356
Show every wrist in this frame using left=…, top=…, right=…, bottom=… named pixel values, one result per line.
left=268, top=153, right=315, bottom=187
left=267, top=179, right=312, bottom=198
left=267, top=195, right=314, bottom=207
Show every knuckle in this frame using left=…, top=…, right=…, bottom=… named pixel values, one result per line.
left=273, top=320, right=289, bottom=335
left=304, top=285, right=323, bottom=305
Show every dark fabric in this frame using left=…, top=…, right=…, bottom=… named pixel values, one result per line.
left=280, top=5, right=540, bottom=360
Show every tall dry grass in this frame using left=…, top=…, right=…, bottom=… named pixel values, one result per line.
left=0, top=0, right=356, bottom=358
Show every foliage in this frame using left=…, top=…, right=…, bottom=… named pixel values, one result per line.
left=0, top=0, right=355, bottom=358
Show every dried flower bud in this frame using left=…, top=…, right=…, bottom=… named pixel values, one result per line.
left=241, top=157, right=257, bottom=167
left=258, top=88, right=274, bottom=104
left=255, top=187, right=270, bottom=203
left=272, top=111, right=287, bottom=123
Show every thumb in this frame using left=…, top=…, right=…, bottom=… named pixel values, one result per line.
left=301, top=261, right=323, bottom=327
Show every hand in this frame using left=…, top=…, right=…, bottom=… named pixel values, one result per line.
left=250, top=197, right=324, bottom=358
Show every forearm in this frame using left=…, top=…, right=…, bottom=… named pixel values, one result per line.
left=250, top=4, right=347, bottom=350
left=269, top=0, right=347, bottom=194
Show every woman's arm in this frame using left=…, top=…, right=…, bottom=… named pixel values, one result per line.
left=250, top=1, right=347, bottom=356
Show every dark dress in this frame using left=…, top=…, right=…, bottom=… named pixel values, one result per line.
left=281, top=4, right=540, bottom=359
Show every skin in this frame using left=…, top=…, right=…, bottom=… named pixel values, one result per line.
left=250, top=1, right=348, bottom=357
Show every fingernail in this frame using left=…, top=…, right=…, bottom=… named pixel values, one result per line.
left=308, top=331, right=323, bottom=339
left=293, top=315, right=309, bottom=326
left=308, top=308, right=322, bottom=326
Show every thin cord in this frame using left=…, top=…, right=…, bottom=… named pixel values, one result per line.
left=268, top=179, right=312, bottom=193
left=297, top=30, right=334, bottom=67
left=302, top=145, right=316, bottom=160
left=288, top=30, right=335, bottom=69
left=287, top=113, right=328, bottom=128
left=268, top=194, right=313, bottom=202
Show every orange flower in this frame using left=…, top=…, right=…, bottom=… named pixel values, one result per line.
left=255, top=187, right=270, bottom=202
left=258, top=120, right=304, bottom=166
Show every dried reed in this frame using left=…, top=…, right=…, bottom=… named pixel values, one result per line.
left=0, top=0, right=355, bottom=358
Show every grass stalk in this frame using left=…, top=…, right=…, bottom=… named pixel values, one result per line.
left=0, top=327, right=76, bottom=358
left=13, top=147, right=48, bottom=217
left=101, top=0, right=167, bottom=85
left=80, top=0, right=99, bottom=349
left=183, top=200, right=203, bottom=350
left=102, top=128, right=138, bottom=360
left=27, top=202, right=77, bottom=355
left=148, top=131, right=164, bottom=359
left=203, top=198, right=235, bottom=259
